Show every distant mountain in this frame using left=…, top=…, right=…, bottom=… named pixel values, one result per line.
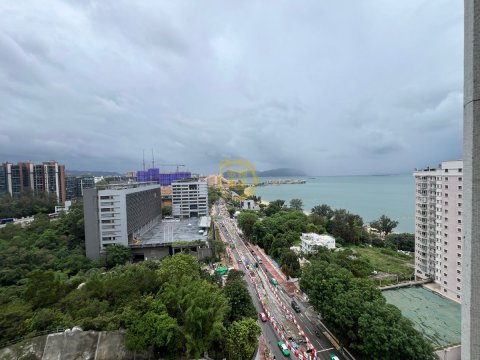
left=66, top=170, right=124, bottom=177
left=223, top=168, right=307, bottom=178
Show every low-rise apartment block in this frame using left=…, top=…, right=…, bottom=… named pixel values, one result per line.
left=172, top=179, right=208, bottom=218
left=414, top=160, right=463, bottom=301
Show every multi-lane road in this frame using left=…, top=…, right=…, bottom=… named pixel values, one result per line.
left=213, top=201, right=348, bottom=360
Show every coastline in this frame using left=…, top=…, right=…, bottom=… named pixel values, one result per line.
left=252, top=174, right=414, bottom=233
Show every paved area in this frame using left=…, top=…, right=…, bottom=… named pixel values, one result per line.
left=140, top=218, right=208, bottom=244
left=383, top=286, right=461, bottom=348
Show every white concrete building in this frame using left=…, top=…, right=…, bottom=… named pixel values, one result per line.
left=300, top=233, right=336, bottom=253
left=240, top=199, right=260, bottom=211
left=414, top=160, right=463, bottom=301
left=172, top=179, right=208, bottom=218
left=83, top=183, right=162, bottom=259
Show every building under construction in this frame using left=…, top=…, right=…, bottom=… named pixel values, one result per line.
left=136, top=168, right=191, bottom=186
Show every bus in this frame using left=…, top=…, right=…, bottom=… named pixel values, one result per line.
left=0, top=218, right=14, bottom=225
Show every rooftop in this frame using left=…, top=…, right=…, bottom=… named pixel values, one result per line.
left=382, top=286, right=461, bottom=349
left=172, top=177, right=204, bottom=183
left=100, top=182, right=159, bottom=190
left=136, top=218, right=208, bottom=246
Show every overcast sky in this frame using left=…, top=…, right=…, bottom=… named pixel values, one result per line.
left=0, top=1, right=463, bottom=175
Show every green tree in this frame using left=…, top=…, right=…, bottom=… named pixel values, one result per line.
left=0, top=300, right=32, bottom=344
left=237, top=211, right=259, bottom=238
left=370, top=215, right=399, bottom=237
left=208, top=187, right=222, bottom=207
left=311, top=204, right=334, bottom=220
left=212, top=239, right=226, bottom=261
left=330, top=209, right=364, bottom=244
left=225, top=319, right=261, bottom=360
left=159, top=277, right=229, bottom=358
left=227, top=207, right=236, bottom=218
left=105, top=245, right=132, bottom=268
left=357, top=301, right=436, bottom=359
left=289, top=198, right=303, bottom=210
left=385, top=233, right=414, bottom=252
left=0, top=191, right=58, bottom=218
left=124, top=309, right=180, bottom=353
left=23, top=270, right=67, bottom=309
left=280, top=250, right=301, bottom=278
left=162, top=205, right=172, bottom=217
left=300, top=259, right=436, bottom=360
left=263, top=199, right=285, bottom=216
left=223, top=279, right=257, bottom=323
left=157, top=252, right=201, bottom=284
left=226, top=269, right=244, bottom=283
left=270, top=236, right=289, bottom=258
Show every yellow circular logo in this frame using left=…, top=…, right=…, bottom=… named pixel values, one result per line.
left=219, top=159, right=259, bottom=201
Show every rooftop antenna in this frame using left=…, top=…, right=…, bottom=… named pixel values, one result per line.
left=142, top=149, right=145, bottom=172
left=152, top=149, right=155, bottom=169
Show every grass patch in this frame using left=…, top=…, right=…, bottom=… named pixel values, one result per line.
left=347, top=245, right=414, bottom=277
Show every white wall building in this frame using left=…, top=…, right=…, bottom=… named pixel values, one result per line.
left=300, top=233, right=336, bottom=253
left=414, top=160, right=463, bottom=301
left=172, top=179, right=208, bottom=218
left=83, top=183, right=162, bottom=259
left=240, top=199, right=260, bottom=211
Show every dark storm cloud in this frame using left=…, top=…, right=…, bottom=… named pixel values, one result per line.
left=0, top=0, right=463, bottom=175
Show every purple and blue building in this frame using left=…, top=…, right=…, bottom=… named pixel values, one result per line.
left=136, top=168, right=191, bottom=186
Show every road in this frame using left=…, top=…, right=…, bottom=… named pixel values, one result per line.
left=213, top=200, right=347, bottom=360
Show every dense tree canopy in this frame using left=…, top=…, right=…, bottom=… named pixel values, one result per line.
left=300, top=259, right=436, bottom=359
left=385, top=233, right=415, bottom=252
left=226, top=319, right=261, bottom=360
left=105, top=245, right=132, bottom=268
left=370, top=215, right=399, bottom=236
left=0, top=191, right=58, bottom=218
left=0, top=202, right=94, bottom=286
left=237, top=211, right=259, bottom=238
left=223, top=278, right=257, bottom=324
left=0, top=208, right=259, bottom=359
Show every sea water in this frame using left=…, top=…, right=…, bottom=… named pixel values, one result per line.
left=252, top=174, right=415, bottom=233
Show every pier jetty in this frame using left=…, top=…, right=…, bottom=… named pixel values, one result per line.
left=257, top=179, right=306, bottom=186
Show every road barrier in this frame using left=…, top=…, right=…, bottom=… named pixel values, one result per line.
left=245, top=263, right=317, bottom=360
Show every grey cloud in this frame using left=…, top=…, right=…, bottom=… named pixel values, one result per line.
left=0, top=34, right=45, bottom=85
left=0, top=0, right=464, bottom=175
